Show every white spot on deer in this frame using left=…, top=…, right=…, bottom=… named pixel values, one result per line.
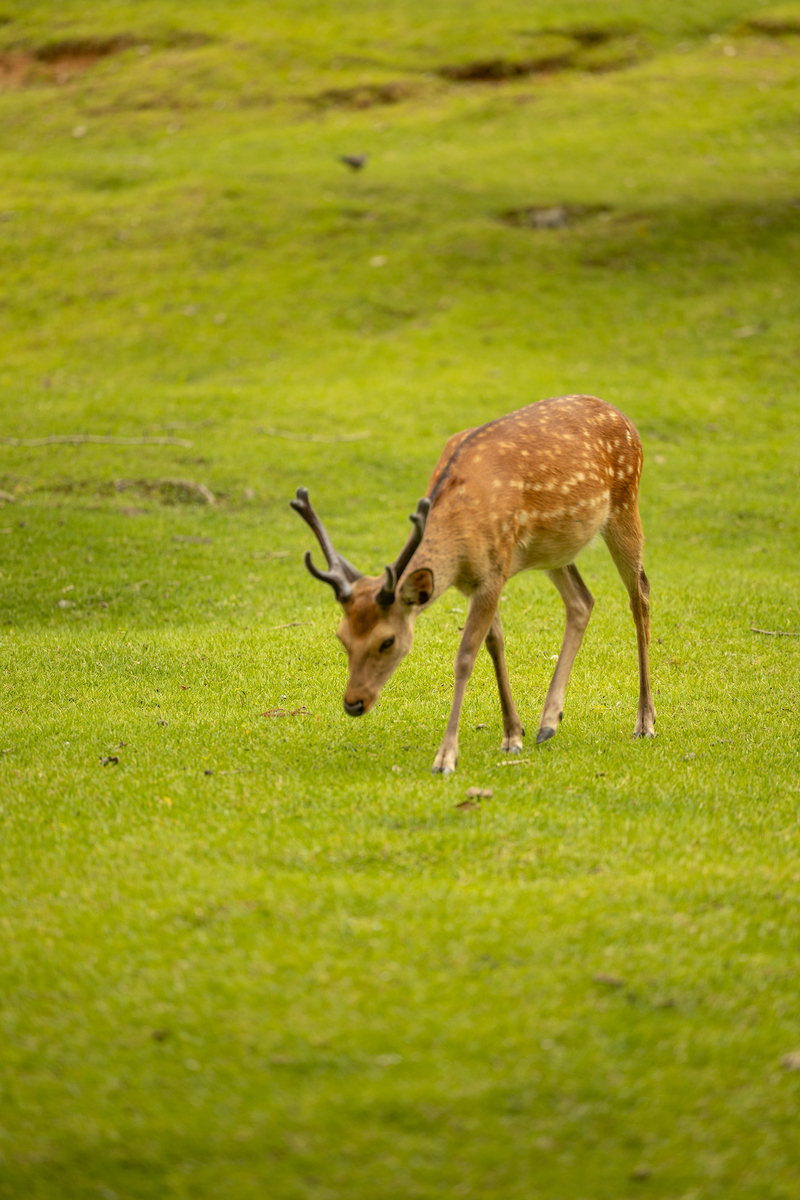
left=493, top=479, right=503, bottom=488
left=519, top=511, right=528, bottom=525
left=626, top=465, right=633, bottom=475
left=576, top=472, right=585, bottom=482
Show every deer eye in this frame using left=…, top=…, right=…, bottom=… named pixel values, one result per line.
left=379, top=636, right=395, bottom=652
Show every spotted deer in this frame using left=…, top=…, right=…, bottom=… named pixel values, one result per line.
left=291, top=394, right=655, bottom=774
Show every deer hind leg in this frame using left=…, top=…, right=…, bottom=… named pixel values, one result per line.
left=484, top=612, right=525, bottom=754
left=602, top=504, right=656, bottom=738
left=432, top=586, right=502, bottom=776
left=536, top=564, right=594, bottom=744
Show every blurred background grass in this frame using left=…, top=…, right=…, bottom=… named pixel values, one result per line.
left=2, top=2, right=800, bottom=1197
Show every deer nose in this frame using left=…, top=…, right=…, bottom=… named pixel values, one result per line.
left=343, top=698, right=365, bottom=717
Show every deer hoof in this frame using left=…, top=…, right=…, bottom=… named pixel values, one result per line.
left=503, top=742, right=523, bottom=755
left=535, top=726, right=556, bottom=744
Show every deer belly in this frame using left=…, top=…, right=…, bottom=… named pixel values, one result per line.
left=511, top=501, right=610, bottom=572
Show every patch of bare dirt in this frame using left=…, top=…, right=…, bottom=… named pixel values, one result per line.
left=0, top=31, right=212, bottom=90
left=500, top=203, right=610, bottom=229
left=440, top=27, right=643, bottom=83
left=114, top=478, right=215, bottom=505
left=738, top=11, right=800, bottom=36
left=311, top=80, right=414, bottom=109
left=0, top=37, right=133, bottom=89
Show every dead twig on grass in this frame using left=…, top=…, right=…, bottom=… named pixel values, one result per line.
left=261, top=706, right=317, bottom=720
left=0, top=434, right=193, bottom=448
left=268, top=621, right=314, bottom=630
left=750, top=627, right=800, bottom=637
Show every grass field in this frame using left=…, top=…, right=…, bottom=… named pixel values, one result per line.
left=2, top=1, right=800, bottom=1196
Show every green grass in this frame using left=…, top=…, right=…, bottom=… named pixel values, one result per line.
left=2, top=1, right=800, bottom=1196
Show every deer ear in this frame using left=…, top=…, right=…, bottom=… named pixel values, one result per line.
left=399, top=568, right=433, bottom=607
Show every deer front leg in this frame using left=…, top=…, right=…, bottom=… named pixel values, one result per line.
left=484, top=612, right=524, bottom=754
left=537, top=565, right=594, bottom=744
left=432, top=589, right=502, bottom=775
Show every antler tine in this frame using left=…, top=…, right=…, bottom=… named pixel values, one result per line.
left=375, top=564, right=396, bottom=609
left=375, top=497, right=431, bottom=609
left=393, top=497, right=431, bottom=579
left=290, top=487, right=360, bottom=602
left=290, top=487, right=339, bottom=571
left=303, top=550, right=353, bottom=602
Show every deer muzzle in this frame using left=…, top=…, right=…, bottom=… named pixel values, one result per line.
left=343, top=697, right=365, bottom=717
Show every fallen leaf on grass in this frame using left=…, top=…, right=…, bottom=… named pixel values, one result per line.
left=465, top=787, right=493, bottom=799
left=631, top=1165, right=652, bottom=1180
left=782, top=1050, right=800, bottom=1071
left=594, top=973, right=625, bottom=987
left=456, top=799, right=480, bottom=810
left=475, top=723, right=488, bottom=730
left=179, top=684, right=190, bottom=690
left=203, top=768, right=213, bottom=776
left=151, top=1028, right=170, bottom=1041
left=101, top=755, right=119, bottom=766
left=262, top=706, right=313, bottom=718
left=497, top=757, right=531, bottom=766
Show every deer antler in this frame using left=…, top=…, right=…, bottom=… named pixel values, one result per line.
left=376, top=497, right=431, bottom=608
left=290, top=487, right=362, bottom=603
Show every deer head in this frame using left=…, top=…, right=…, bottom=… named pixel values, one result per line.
left=291, top=488, right=432, bottom=715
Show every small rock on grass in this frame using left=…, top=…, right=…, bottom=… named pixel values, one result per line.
left=465, top=787, right=493, bottom=799
left=782, top=1050, right=800, bottom=1071
left=594, top=972, right=625, bottom=987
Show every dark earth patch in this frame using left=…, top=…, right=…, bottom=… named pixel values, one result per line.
left=311, top=81, right=414, bottom=109
left=440, top=27, right=644, bottom=82
left=0, top=31, right=211, bottom=89
left=500, top=203, right=611, bottom=229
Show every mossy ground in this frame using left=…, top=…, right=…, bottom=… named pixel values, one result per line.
left=2, top=2, right=800, bottom=1196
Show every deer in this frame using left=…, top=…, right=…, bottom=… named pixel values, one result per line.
left=291, top=393, right=655, bottom=775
